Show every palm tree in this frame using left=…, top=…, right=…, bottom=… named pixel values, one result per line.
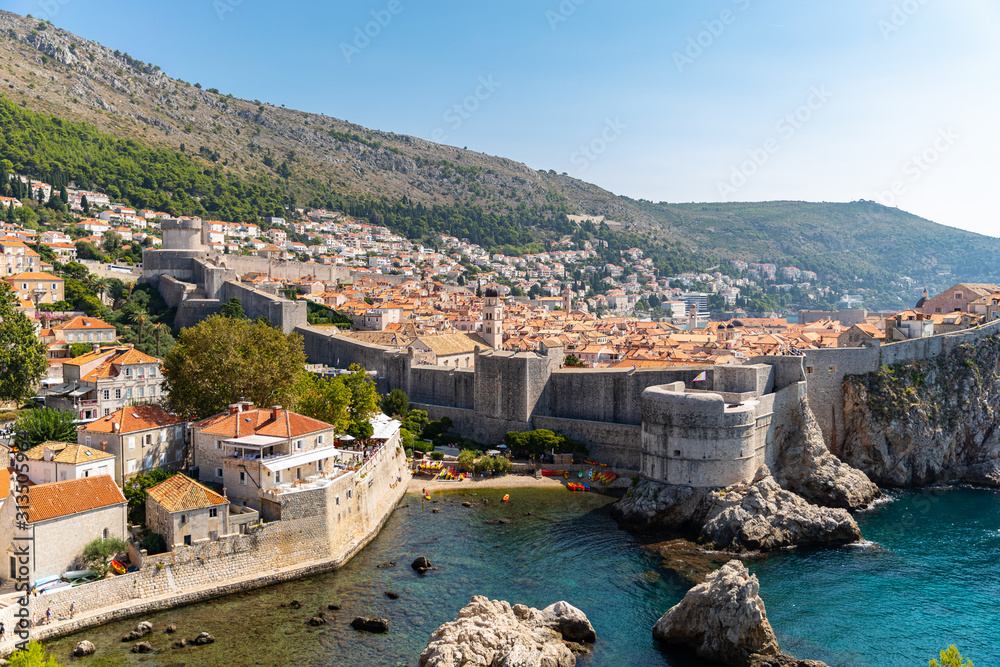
left=128, top=307, right=148, bottom=349
left=90, top=276, right=108, bottom=305
left=149, top=322, right=170, bottom=358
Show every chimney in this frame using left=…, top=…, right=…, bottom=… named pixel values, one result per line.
left=101, top=441, right=107, bottom=452
left=271, top=405, right=282, bottom=419
left=228, top=403, right=240, bottom=415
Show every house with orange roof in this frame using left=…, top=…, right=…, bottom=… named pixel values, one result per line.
left=3, top=271, right=64, bottom=304
left=146, top=473, right=258, bottom=548
left=0, top=475, right=126, bottom=585
left=191, top=403, right=346, bottom=510
left=51, top=315, right=117, bottom=348
left=836, top=323, right=885, bottom=349
left=22, top=441, right=117, bottom=484
left=77, top=404, right=188, bottom=485
left=0, top=235, right=41, bottom=276
left=46, top=345, right=164, bottom=420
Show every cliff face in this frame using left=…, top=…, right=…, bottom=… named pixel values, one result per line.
left=771, top=398, right=880, bottom=509
left=842, top=337, right=1000, bottom=486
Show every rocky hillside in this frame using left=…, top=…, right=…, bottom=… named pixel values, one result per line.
left=0, top=10, right=645, bottom=225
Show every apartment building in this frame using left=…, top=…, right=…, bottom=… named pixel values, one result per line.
left=76, top=405, right=188, bottom=485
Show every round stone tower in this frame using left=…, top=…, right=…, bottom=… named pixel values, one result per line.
left=161, top=217, right=204, bottom=250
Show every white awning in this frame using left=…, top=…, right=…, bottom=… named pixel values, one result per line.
left=223, top=435, right=286, bottom=448
left=262, top=446, right=355, bottom=473
left=369, top=413, right=401, bottom=440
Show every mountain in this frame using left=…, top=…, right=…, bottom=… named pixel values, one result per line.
left=1, top=10, right=998, bottom=302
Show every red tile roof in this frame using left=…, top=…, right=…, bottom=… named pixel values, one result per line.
left=146, top=474, right=227, bottom=512
left=195, top=407, right=332, bottom=439
left=23, top=476, right=126, bottom=523
left=79, top=404, right=186, bottom=434
left=53, top=315, right=115, bottom=331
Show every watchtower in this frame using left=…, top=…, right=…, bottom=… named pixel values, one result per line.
left=482, top=288, right=504, bottom=350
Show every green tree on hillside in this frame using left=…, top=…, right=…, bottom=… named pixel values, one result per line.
left=0, top=283, right=47, bottom=405
left=294, top=373, right=352, bottom=433
left=7, top=641, right=62, bottom=667
left=382, top=388, right=409, bottom=418
left=220, top=296, right=246, bottom=319
left=162, top=315, right=306, bottom=419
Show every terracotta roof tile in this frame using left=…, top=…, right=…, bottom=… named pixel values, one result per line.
left=195, top=408, right=332, bottom=438
left=146, top=474, right=227, bottom=512
left=80, top=404, right=186, bottom=434
left=53, top=315, right=115, bottom=331
left=24, top=442, right=115, bottom=464
left=24, top=476, right=126, bottom=523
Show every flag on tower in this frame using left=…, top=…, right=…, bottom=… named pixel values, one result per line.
left=693, top=371, right=708, bottom=382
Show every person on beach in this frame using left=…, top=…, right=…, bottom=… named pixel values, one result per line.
left=70, top=601, right=75, bottom=619
left=1, top=620, right=5, bottom=639
left=30, top=612, right=36, bottom=628
left=45, top=608, right=51, bottom=625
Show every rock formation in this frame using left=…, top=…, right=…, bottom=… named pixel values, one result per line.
left=121, top=621, right=153, bottom=642
left=653, top=560, right=828, bottom=667
left=614, top=466, right=862, bottom=552
left=351, top=617, right=389, bottom=633
left=419, top=595, right=595, bottom=667
left=772, top=399, right=880, bottom=509
left=842, top=339, right=1000, bottom=486
left=72, top=640, right=96, bottom=657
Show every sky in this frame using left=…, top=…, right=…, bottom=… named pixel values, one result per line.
left=9, top=0, right=1000, bottom=236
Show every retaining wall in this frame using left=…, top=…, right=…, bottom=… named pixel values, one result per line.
left=0, top=444, right=410, bottom=654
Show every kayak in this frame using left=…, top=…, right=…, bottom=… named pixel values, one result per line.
left=540, top=470, right=565, bottom=477
left=31, top=574, right=61, bottom=590
left=62, top=569, right=96, bottom=581
left=424, top=494, right=431, bottom=501
left=110, top=559, right=127, bottom=575
left=39, top=581, right=72, bottom=596
left=567, top=482, right=590, bottom=492
left=502, top=494, right=510, bottom=503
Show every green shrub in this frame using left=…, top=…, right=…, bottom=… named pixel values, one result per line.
left=430, top=451, right=445, bottom=461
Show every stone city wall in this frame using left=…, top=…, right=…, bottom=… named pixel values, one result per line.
left=0, top=443, right=410, bottom=654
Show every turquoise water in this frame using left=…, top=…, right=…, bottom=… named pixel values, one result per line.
left=43, top=486, right=999, bottom=666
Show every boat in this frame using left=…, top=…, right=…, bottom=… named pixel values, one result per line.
left=62, top=569, right=96, bottom=581
left=540, top=470, right=565, bottom=477
left=30, top=574, right=61, bottom=591
left=71, top=574, right=101, bottom=586
left=424, top=493, right=431, bottom=501
left=502, top=494, right=510, bottom=503
left=567, top=482, right=590, bottom=492
left=38, top=581, right=72, bottom=595
left=110, top=559, right=127, bottom=575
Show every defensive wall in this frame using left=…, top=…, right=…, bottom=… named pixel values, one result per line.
left=0, top=442, right=410, bottom=654
left=801, top=318, right=1000, bottom=455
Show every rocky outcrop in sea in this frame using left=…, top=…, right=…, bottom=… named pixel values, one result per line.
left=653, top=560, right=828, bottom=667
left=419, top=595, right=595, bottom=667
left=842, top=338, right=1000, bottom=486
left=614, top=466, right=862, bottom=552
left=772, top=398, right=881, bottom=509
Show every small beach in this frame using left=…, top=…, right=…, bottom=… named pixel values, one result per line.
left=408, top=471, right=571, bottom=493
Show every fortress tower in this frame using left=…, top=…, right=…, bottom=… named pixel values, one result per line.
left=160, top=217, right=205, bottom=250
left=482, top=287, right=504, bottom=350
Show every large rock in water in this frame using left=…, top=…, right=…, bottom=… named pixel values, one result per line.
left=700, top=467, right=862, bottom=551
left=613, top=466, right=862, bottom=552
left=653, top=560, right=829, bottom=667
left=72, top=641, right=96, bottom=657
left=771, top=398, right=880, bottom=509
left=653, top=561, right=779, bottom=665
left=419, top=596, right=595, bottom=667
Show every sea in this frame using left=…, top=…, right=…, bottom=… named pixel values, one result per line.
left=43, top=485, right=999, bottom=667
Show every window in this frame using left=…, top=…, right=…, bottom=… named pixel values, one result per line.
left=215, top=468, right=223, bottom=478
left=51, top=283, right=57, bottom=290
left=180, top=514, right=187, bottom=525
left=150, top=386, right=156, bottom=397
left=20, top=283, right=26, bottom=290
left=175, top=449, right=182, bottom=462
left=128, top=436, right=135, bottom=450
left=183, top=535, right=192, bottom=546
left=806, top=366, right=814, bottom=374
left=145, top=434, right=153, bottom=446
left=317, top=434, right=325, bottom=445
left=955, top=292, right=963, bottom=299
left=126, top=388, right=133, bottom=399
left=127, top=460, right=137, bottom=473
left=275, top=471, right=282, bottom=483
left=209, top=508, right=218, bottom=518
left=216, top=440, right=222, bottom=450
left=125, top=368, right=132, bottom=378
left=137, top=387, right=144, bottom=398
left=87, top=332, right=92, bottom=342
left=295, top=439, right=304, bottom=451
left=158, top=453, right=166, bottom=465
left=336, top=496, right=340, bottom=506
left=143, top=455, right=153, bottom=469
left=115, top=389, right=121, bottom=399
left=239, top=472, right=247, bottom=485
left=103, top=390, right=110, bottom=400
left=103, top=528, right=109, bottom=540
left=828, top=366, right=837, bottom=374
left=85, top=435, right=91, bottom=447
left=104, top=408, right=110, bottom=416
left=317, top=460, right=325, bottom=472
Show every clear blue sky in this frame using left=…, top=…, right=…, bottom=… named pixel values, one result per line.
left=11, top=0, right=1000, bottom=235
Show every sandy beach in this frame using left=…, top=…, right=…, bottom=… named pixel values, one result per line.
left=407, top=472, right=571, bottom=493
